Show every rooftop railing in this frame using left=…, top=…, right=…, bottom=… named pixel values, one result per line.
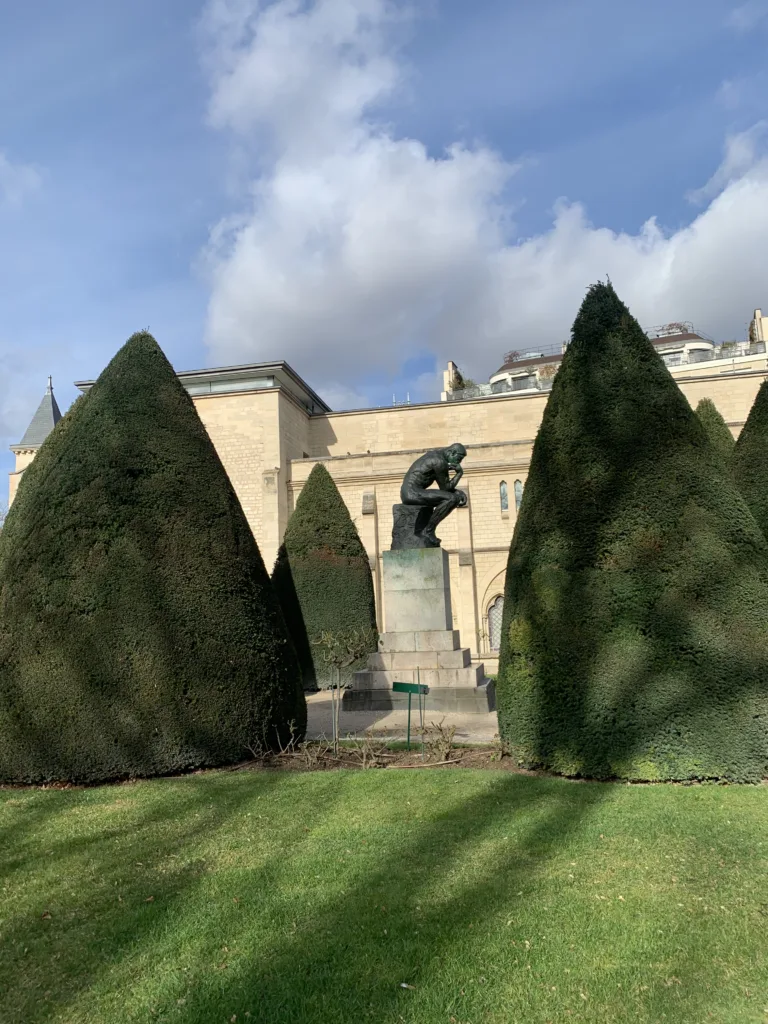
left=446, top=376, right=554, bottom=402
left=662, top=341, right=765, bottom=367
left=446, top=341, right=767, bottom=402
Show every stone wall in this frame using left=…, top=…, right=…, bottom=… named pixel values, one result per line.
left=8, top=450, right=35, bottom=505
left=8, top=363, right=768, bottom=673
left=289, top=439, right=533, bottom=668
left=675, top=369, right=767, bottom=435
left=289, top=369, right=768, bottom=670
left=310, top=389, right=547, bottom=458
left=192, top=389, right=279, bottom=568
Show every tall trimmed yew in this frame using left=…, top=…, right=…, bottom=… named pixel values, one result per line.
left=497, top=282, right=768, bottom=782
left=272, top=463, right=378, bottom=689
left=733, top=379, right=768, bottom=539
left=0, top=332, right=305, bottom=785
left=695, top=398, right=735, bottom=473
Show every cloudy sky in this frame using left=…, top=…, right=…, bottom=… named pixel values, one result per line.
left=2, top=0, right=768, bottom=483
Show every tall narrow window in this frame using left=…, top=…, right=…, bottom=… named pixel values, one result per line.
left=488, top=595, right=504, bottom=651
left=514, top=479, right=524, bottom=511
left=500, top=480, right=509, bottom=512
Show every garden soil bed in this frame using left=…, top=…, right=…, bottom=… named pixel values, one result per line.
left=2, top=743, right=759, bottom=789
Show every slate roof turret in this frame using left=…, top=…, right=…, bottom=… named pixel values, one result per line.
left=13, top=377, right=62, bottom=450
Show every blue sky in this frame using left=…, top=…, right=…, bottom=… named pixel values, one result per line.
left=2, top=0, right=768, bottom=487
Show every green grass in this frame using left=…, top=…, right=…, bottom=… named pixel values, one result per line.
left=1, top=770, right=767, bottom=1024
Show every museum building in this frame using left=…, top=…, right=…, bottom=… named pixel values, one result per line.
left=9, top=309, right=768, bottom=673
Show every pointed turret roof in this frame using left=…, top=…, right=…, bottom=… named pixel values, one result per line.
left=14, top=377, right=62, bottom=450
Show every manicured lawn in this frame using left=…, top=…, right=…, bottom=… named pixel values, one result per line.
left=1, top=768, right=766, bottom=1024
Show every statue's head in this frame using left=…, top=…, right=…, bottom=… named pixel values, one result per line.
left=444, top=442, right=467, bottom=468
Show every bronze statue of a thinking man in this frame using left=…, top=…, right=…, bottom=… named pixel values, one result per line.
left=400, top=442, right=467, bottom=547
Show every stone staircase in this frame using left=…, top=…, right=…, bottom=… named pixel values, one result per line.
left=344, top=545, right=494, bottom=713
left=344, top=628, right=495, bottom=713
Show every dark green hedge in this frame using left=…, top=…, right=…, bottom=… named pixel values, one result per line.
left=695, top=398, right=735, bottom=473
left=733, top=379, right=768, bottom=540
left=272, top=463, right=378, bottom=688
left=496, top=282, right=768, bottom=782
left=0, top=332, right=305, bottom=785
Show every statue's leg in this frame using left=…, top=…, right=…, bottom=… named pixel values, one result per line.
left=400, top=487, right=460, bottom=544
left=401, top=486, right=447, bottom=509
left=423, top=490, right=460, bottom=538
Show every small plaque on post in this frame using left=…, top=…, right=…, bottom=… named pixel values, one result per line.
left=392, top=681, right=429, bottom=695
left=392, top=681, right=429, bottom=749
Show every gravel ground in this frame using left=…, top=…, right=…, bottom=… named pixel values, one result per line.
left=305, top=690, right=500, bottom=744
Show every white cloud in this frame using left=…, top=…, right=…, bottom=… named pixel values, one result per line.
left=727, top=1, right=768, bottom=31
left=0, top=151, right=42, bottom=208
left=0, top=147, right=52, bottom=453
left=716, top=78, right=745, bottom=111
left=199, top=0, right=768, bottom=405
left=716, top=71, right=768, bottom=113
left=315, top=380, right=371, bottom=410
left=0, top=342, right=60, bottom=454
left=411, top=368, right=445, bottom=403
left=201, top=0, right=409, bottom=157
left=687, top=122, right=768, bottom=204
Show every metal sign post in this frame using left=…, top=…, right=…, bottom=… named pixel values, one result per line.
left=392, top=681, right=430, bottom=749
left=417, top=666, right=425, bottom=760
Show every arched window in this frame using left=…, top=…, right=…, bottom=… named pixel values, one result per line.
left=499, top=480, right=508, bottom=512
left=514, top=479, right=524, bottom=511
left=488, top=595, right=504, bottom=651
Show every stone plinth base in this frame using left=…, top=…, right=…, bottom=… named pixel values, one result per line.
left=343, top=680, right=496, bottom=713
left=355, top=627, right=479, bottom=688
left=350, top=627, right=490, bottom=710
left=350, top=547, right=490, bottom=712
left=382, top=548, right=452, bottom=633
left=380, top=629, right=461, bottom=651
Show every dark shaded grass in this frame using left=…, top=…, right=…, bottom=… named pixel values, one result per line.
left=1, top=769, right=766, bottom=1024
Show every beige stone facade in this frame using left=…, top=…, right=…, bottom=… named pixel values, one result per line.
left=287, top=368, right=767, bottom=671
left=9, top=354, right=768, bottom=674
left=8, top=450, right=35, bottom=505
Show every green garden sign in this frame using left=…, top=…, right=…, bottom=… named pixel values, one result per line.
left=392, top=680, right=429, bottom=750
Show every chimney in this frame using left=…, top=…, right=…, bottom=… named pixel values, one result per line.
left=752, top=309, right=766, bottom=343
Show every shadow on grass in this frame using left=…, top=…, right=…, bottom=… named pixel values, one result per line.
left=0, top=766, right=741, bottom=1024
left=0, top=770, right=593, bottom=1023
left=183, top=772, right=605, bottom=1024
left=0, top=769, right=342, bottom=1019
left=3, top=316, right=765, bottom=1018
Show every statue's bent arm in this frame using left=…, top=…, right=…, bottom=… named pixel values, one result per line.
left=434, top=460, right=451, bottom=491
left=447, top=465, right=463, bottom=490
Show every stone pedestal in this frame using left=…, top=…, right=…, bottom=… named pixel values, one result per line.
left=346, top=547, right=494, bottom=713
left=382, top=548, right=452, bottom=632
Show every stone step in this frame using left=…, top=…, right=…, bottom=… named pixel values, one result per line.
left=342, top=681, right=496, bottom=714
left=367, top=648, right=471, bottom=671
left=351, top=662, right=485, bottom=690
left=379, top=629, right=461, bottom=653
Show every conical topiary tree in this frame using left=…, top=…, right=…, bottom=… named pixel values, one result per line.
left=733, top=379, right=768, bottom=539
left=496, top=281, right=768, bottom=782
left=695, top=397, right=735, bottom=473
left=0, top=332, right=305, bottom=785
left=272, top=463, right=378, bottom=689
